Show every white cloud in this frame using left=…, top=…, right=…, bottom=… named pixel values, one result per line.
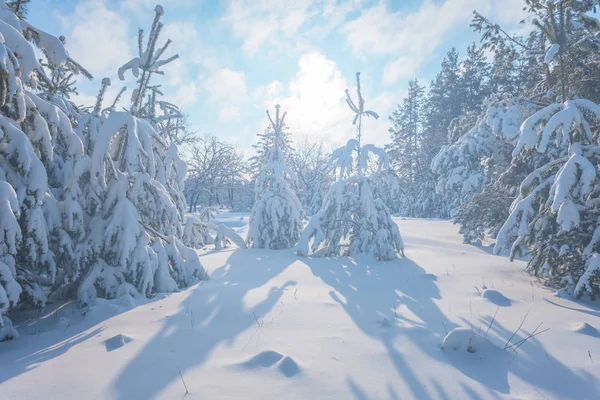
left=204, top=68, right=247, bottom=102
left=256, top=52, right=393, bottom=146
left=58, top=0, right=132, bottom=78
left=383, top=54, right=428, bottom=85
left=219, top=104, right=242, bottom=121
left=342, top=0, right=528, bottom=85
left=222, top=0, right=311, bottom=54
left=203, top=68, right=248, bottom=121
left=55, top=1, right=219, bottom=112
left=222, top=0, right=364, bottom=55
left=172, top=81, right=199, bottom=108
left=159, top=20, right=220, bottom=109
left=162, top=20, right=219, bottom=75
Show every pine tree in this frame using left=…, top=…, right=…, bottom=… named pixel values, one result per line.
left=469, top=0, right=600, bottom=297
left=423, top=48, right=463, bottom=154
left=249, top=120, right=293, bottom=182
left=6, top=0, right=30, bottom=19
left=247, top=105, right=304, bottom=249
left=432, top=96, right=537, bottom=219
left=387, top=79, right=424, bottom=215
left=77, top=5, right=205, bottom=305
left=298, top=73, right=404, bottom=260
left=495, top=100, right=600, bottom=297
left=0, top=2, right=90, bottom=338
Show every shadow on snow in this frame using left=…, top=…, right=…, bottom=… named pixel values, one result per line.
left=112, top=248, right=296, bottom=399
left=303, top=254, right=598, bottom=400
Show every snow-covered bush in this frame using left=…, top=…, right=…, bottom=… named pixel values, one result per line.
left=495, top=99, right=600, bottom=298
left=247, top=105, right=304, bottom=249
left=182, top=207, right=246, bottom=251
left=298, top=73, right=404, bottom=260
left=182, top=207, right=217, bottom=248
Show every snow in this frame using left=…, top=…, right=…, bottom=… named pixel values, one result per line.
left=441, top=327, right=498, bottom=355
left=103, top=334, right=133, bottom=352
left=568, top=322, right=599, bottom=337
left=481, top=288, right=512, bottom=307
left=545, top=43, right=560, bottom=64
left=238, top=350, right=301, bottom=378
left=1, top=216, right=599, bottom=399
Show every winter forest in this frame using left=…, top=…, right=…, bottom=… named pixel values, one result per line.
left=1, top=0, right=600, bottom=399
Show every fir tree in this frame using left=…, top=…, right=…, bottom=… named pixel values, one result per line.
left=387, top=79, right=425, bottom=216
left=0, top=2, right=89, bottom=338
left=298, top=73, right=404, bottom=260
left=77, top=5, right=205, bottom=305
left=247, top=105, right=304, bottom=249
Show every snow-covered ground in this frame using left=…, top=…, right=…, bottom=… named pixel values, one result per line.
left=1, top=216, right=599, bottom=399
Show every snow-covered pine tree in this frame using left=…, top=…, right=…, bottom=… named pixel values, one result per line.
left=249, top=117, right=294, bottom=182
left=298, top=73, right=404, bottom=260
left=475, top=0, right=600, bottom=298
left=76, top=5, right=205, bottom=305
left=0, top=2, right=92, bottom=338
left=495, top=99, right=600, bottom=298
left=247, top=105, right=303, bottom=249
left=432, top=96, right=537, bottom=219
left=451, top=96, right=540, bottom=243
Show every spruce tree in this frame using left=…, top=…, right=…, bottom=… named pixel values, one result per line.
left=247, top=105, right=304, bottom=249
left=0, top=2, right=89, bottom=338
left=387, top=79, right=424, bottom=216
left=298, top=73, right=404, bottom=260
left=77, top=5, right=204, bottom=305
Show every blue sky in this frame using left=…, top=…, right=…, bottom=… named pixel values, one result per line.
left=28, top=0, right=527, bottom=152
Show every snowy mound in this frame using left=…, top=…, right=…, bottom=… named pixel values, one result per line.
left=239, top=350, right=301, bottom=377
left=277, top=356, right=301, bottom=377
left=569, top=322, right=599, bottom=337
left=555, top=288, right=571, bottom=298
left=481, top=289, right=512, bottom=307
left=441, top=327, right=498, bottom=355
left=0, top=316, right=18, bottom=342
left=104, top=334, right=133, bottom=352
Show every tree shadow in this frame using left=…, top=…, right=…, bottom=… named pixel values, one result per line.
left=347, top=377, right=400, bottom=400
left=303, top=255, right=455, bottom=400
left=304, top=254, right=599, bottom=399
left=544, top=298, right=600, bottom=317
left=446, top=314, right=600, bottom=399
left=112, top=248, right=297, bottom=400
left=0, top=324, right=104, bottom=384
left=466, top=242, right=529, bottom=262
left=0, top=294, right=158, bottom=384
